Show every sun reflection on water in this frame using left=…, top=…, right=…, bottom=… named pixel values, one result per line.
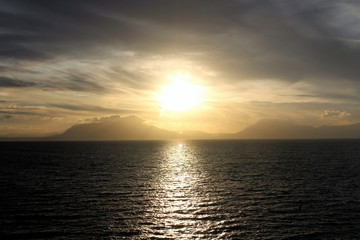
left=141, top=142, right=211, bottom=239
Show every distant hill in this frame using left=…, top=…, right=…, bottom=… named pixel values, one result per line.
left=51, top=116, right=180, bottom=140
left=235, top=119, right=360, bottom=139
left=4, top=117, right=360, bottom=141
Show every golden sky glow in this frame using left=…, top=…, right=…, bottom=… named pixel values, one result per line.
left=1, top=1, right=360, bottom=137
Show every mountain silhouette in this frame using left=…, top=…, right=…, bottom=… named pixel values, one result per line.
left=51, top=116, right=179, bottom=140
left=11, top=117, right=360, bottom=141
left=235, top=119, right=360, bottom=139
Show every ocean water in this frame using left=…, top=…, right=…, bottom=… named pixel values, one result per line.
left=0, top=140, right=359, bottom=239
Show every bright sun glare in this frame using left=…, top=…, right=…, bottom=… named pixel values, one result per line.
left=158, top=74, right=203, bottom=112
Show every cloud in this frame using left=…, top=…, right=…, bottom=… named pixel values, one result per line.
left=200, top=1, right=360, bottom=82
left=0, top=104, right=46, bottom=116
left=0, top=110, right=38, bottom=115
left=0, top=114, right=12, bottom=121
left=0, top=73, right=106, bottom=93
left=48, top=103, right=135, bottom=114
left=89, top=115, right=121, bottom=123
left=85, top=115, right=142, bottom=123
left=0, top=0, right=359, bottom=84
left=0, top=76, right=35, bottom=87
left=321, top=110, right=351, bottom=119
left=43, top=73, right=107, bottom=93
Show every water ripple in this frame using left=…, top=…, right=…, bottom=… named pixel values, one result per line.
left=1, top=140, right=360, bottom=239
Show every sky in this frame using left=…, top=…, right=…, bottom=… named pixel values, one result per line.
left=1, top=0, right=360, bottom=137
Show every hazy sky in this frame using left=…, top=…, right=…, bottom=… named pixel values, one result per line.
left=1, top=0, right=360, bottom=136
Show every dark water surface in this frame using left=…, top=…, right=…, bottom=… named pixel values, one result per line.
left=1, top=140, right=359, bottom=239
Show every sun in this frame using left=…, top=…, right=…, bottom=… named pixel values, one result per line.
left=158, top=73, right=204, bottom=112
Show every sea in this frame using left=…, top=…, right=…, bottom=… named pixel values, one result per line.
left=0, top=140, right=359, bottom=239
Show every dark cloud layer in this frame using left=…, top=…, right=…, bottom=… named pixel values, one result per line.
left=0, top=74, right=105, bottom=92
left=1, top=0, right=359, bottom=84
left=43, top=73, right=108, bottom=93
left=0, top=76, right=35, bottom=87
left=48, top=103, right=137, bottom=114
